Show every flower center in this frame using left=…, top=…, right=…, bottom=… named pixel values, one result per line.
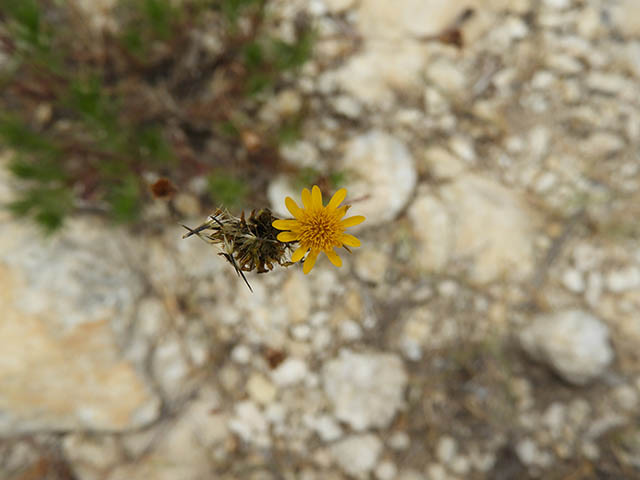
left=299, top=210, right=343, bottom=250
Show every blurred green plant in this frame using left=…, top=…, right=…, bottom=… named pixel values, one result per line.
left=208, top=172, right=248, bottom=209
left=0, top=0, right=314, bottom=232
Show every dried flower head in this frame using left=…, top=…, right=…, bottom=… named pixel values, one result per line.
left=273, top=185, right=365, bottom=274
left=182, top=208, right=293, bottom=291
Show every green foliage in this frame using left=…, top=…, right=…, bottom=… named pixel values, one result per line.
left=221, top=0, right=264, bottom=22
left=0, top=115, right=58, bottom=155
left=1, top=0, right=314, bottom=232
left=208, top=173, right=248, bottom=208
left=136, top=126, right=175, bottom=164
left=142, top=0, right=176, bottom=38
left=329, top=170, right=347, bottom=188
left=8, top=187, right=73, bottom=233
left=1, top=0, right=47, bottom=51
left=271, top=30, right=314, bottom=71
left=107, top=175, right=142, bottom=222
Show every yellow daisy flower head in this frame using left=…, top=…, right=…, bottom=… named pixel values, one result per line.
left=272, top=185, right=365, bottom=274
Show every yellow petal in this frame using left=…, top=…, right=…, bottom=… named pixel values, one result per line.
left=301, top=188, right=312, bottom=209
left=277, top=232, right=299, bottom=242
left=327, top=188, right=347, bottom=210
left=285, top=197, right=303, bottom=218
left=291, top=245, right=307, bottom=262
left=340, top=215, right=365, bottom=228
left=325, top=249, right=342, bottom=267
left=303, top=250, right=319, bottom=274
left=336, top=205, right=350, bottom=219
left=311, top=185, right=323, bottom=209
left=341, top=233, right=361, bottom=247
left=272, top=219, right=300, bottom=230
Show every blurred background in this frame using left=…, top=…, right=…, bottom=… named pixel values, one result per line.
left=1, top=0, right=639, bottom=479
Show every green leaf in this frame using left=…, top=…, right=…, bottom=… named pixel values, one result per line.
left=107, top=175, right=141, bottom=222
left=7, top=186, right=73, bottom=233
left=244, top=42, right=264, bottom=70
left=208, top=173, right=248, bottom=208
left=143, top=0, right=175, bottom=39
left=0, top=115, right=58, bottom=155
left=271, top=30, right=313, bottom=71
left=136, top=126, right=174, bottom=164
left=8, top=155, right=66, bottom=181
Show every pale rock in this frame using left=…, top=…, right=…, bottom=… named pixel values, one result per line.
left=542, top=402, right=566, bottom=437
left=567, top=398, right=591, bottom=426
left=357, top=0, right=468, bottom=38
left=562, top=268, right=585, bottom=293
left=424, top=87, right=449, bottom=115
left=609, top=0, right=640, bottom=36
left=531, top=70, right=555, bottom=90
left=397, top=469, right=425, bottom=480
left=436, top=435, right=457, bottom=464
left=0, top=219, right=144, bottom=330
left=586, top=72, right=629, bottom=95
left=271, top=357, right=309, bottom=386
left=247, top=374, right=277, bottom=405
left=612, top=385, right=639, bottom=412
left=585, top=271, right=603, bottom=306
left=152, top=334, right=192, bottom=400
left=547, top=54, right=583, bottom=74
left=423, top=146, right=466, bottom=180
left=231, top=344, right=252, bottom=364
left=330, top=434, right=383, bottom=478
left=323, top=44, right=426, bottom=108
left=388, top=431, right=411, bottom=450
left=408, top=194, right=452, bottom=272
left=275, top=89, right=302, bottom=116
left=308, top=0, right=328, bottom=16
left=324, top=0, right=471, bottom=107
left=324, top=0, right=356, bottom=13
left=280, top=140, right=320, bottom=169
left=71, top=0, right=117, bottom=32
left=332, top=95, right=363, bottom=118
left=426, top=59, right=467, bottom=95
left=426, top=463, right=447, bottom=480
left=339, top=319, right=363, bottom=341
left=173, top=193, right=200, bottom=217
left=449, top=136, right=476, bottom=163
left=354, top=247, right=389, bottom=284
left=291, top=323, right=312, bottom=340
left=282, top=271, right=312, bottom=322
left=581, top=441, right=600, bottom=460
left=410, top=174, right=536, bottom=284
left=469, top=450, right=496, bottom=472
left=543, top=0, right=570, bottom=9
left=534, top=171, right=557, bottom=193
left=0, top=252, right=158, bottom=434
left=450, top=455, right=471, bottom=475
left=228, top=400, right=270, bottom=447
left=110, top=389, right=229, bottom=480
left=606, top=266, right=640, bottom=293
left=625, top=42, right=640, bottom=78
left=340, top=130, right=416, bottom=226
left=323, top=350, right=407, bottom=430
left=63, top=434, right=121, bottom=479
left=375, top=460, right=398, bottom=480
left=576, top=7, right=605, bottom=39
left=519, top=310, right=613, bottom=385
left=516, top=438, right=545, bottom=466
left=307, top=414, right=343, bottom=441
left=580, top=132, right=625, bottom=158
left=268, top=176, right=303, bottom=218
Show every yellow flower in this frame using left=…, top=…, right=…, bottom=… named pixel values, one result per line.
left=273, top=185, right=365, bottom=274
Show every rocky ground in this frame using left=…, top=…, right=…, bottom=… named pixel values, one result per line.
left=2, top=0, right=640, bottom=479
